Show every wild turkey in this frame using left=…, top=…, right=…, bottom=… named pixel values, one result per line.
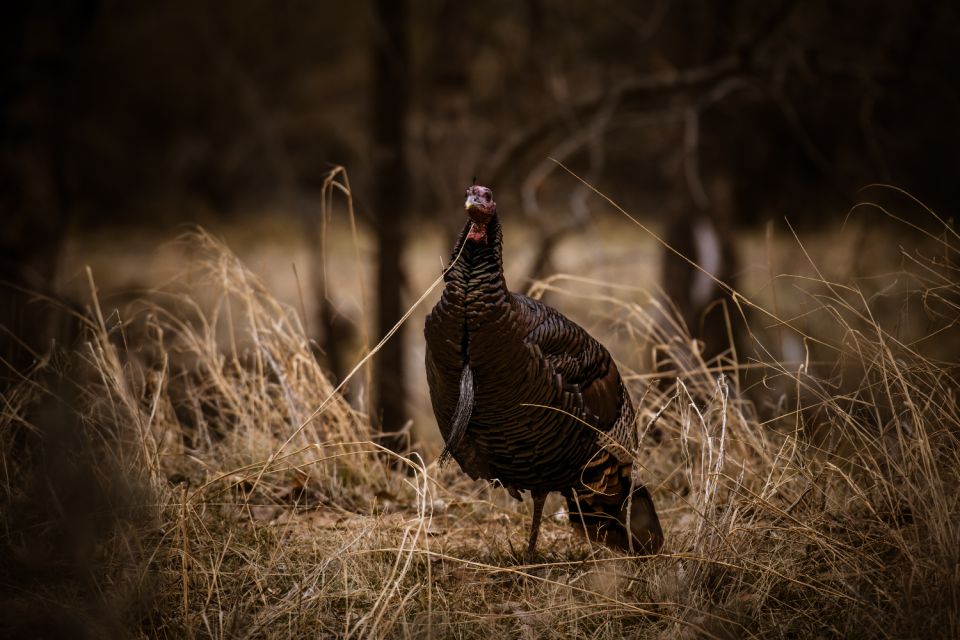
left=424, top=184, right=663, bottom=561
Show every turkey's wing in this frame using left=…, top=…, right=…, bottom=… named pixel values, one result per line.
left=516, top=295, right=622, bottom=432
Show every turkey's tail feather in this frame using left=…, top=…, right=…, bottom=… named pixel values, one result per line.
left=566, top=453, right=663, bottom=554
left=439, top=364, right=473, bottom=465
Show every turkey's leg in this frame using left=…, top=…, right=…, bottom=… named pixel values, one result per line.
left=524, top=491, right=548, bottom=563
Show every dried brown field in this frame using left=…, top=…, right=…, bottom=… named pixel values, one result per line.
left=3, top=186, right=959, bottom=638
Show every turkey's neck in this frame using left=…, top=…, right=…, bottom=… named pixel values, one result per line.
left=445, top=215, right=510, bottom=310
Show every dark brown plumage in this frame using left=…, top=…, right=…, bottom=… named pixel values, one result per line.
left=424, top=185, right=663, bottom=561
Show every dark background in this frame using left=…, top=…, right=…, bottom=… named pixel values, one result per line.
left=3, top=0, right=959, bottom=433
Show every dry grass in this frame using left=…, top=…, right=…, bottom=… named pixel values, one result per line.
left=2, top=187, right=959, bottom=638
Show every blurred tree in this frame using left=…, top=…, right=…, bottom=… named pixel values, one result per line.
left=409, top=0, right=477, bottom=220
left=372, top=0, right=410, bottom=450
left=0, top=0, right=96, bottom=388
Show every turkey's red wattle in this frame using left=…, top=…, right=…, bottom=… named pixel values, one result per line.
left=466, top=222, right=487, bottom=243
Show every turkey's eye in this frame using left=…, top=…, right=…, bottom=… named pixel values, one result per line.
left=484, top=193, right=491, bottom=202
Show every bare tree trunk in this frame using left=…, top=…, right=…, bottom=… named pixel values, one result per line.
left=372, top=0, right=409, bottom=451
left=0, top=2, right=91, bottom=391
left=414, top=0, right=475, bottom=217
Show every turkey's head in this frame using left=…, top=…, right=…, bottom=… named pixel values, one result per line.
left=464, top=185, right=496, bottom=244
